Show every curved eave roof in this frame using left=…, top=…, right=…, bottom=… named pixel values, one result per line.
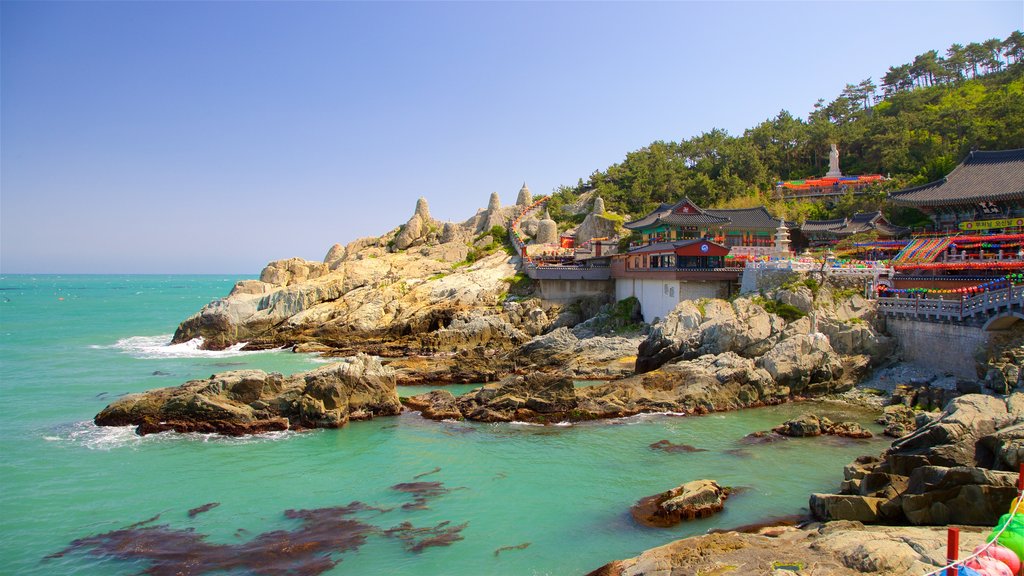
left=889, top=148, right=1024, bottom=207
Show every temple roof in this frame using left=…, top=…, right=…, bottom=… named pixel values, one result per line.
left=705, top=206, right=790, bottom=229
left=801, top=211, right=909, bottom=237
left=890, top=149, right=1024, bottom=207
left=624, top=198, right=735, bottom=231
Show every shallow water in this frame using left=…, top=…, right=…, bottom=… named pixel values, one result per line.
left=0, top=275, right=887, bottom=575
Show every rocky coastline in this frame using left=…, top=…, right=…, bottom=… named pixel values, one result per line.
left=96, top=191, right=1024, bottom=575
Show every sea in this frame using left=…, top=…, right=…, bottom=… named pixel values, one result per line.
left=0, top=275, right=889, bottom=575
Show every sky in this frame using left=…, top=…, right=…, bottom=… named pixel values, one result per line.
left=2, top=1, right=1021, bottom=274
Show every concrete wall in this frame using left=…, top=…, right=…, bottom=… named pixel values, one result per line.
left=616, top=278, right=729, bottom=323
left=886, top=317, right=990, bottom=379
left=537, top=279, right=614, bottom=303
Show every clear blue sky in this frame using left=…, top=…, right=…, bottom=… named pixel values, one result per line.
left=2, top=1, right=1020, bottom=273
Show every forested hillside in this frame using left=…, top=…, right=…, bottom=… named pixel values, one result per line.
left=551, top=31, right=1024, bottom=227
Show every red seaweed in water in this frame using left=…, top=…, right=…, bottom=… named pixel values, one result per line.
left=47, top=502, right=378, bottom=576
left=648, top=439, right=708, bottom=453
left=187, top=502, right=220, bottom=518
left=383, top=520, right=469, bottom=552
left=391, top=481, right=456, bottom=510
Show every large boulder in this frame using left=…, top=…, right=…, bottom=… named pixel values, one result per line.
left=259, top=258, right=329, bottom=287
left=630, top=479, right=730, bottom=527
left=95, top=354, right=401, bottom=435
left=757, top=333, right=845, bottom=393
left=456, top=373, right=577, bottom=423
left=810, top=393, right=1024, bottom=526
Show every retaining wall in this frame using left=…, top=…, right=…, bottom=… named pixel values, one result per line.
left=885, top=318, right=989, bottom=380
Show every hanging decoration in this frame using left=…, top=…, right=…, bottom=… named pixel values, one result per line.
left=878, top=273, right=1024, bottom=296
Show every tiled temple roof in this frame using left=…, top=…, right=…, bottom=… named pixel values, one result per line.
left=624, top=198, right=729, bottom=230
left=705, top=206, right=791, bottom=229
left=890, top=149, right=1024, bottom=207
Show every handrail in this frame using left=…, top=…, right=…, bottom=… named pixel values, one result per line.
left=877, top=285, right=1024, bottom=322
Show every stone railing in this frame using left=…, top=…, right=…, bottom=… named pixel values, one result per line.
left=877, top=285, right=1024, bottom=322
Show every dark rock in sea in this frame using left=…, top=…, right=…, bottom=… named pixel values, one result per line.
left=648, top=439, right=707, bottom=453
left=94, top=354, right=401, bottom=436
left=630, top=479, right=730, bottom=528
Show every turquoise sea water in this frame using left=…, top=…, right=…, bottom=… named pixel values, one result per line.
left=0, top=275, right=889, bottom=575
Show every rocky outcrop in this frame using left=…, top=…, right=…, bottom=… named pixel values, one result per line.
left=587, top=521, right=989, bottom=576
left=94, top=355, right=401, bottom=435
left=534, top=209, right=558, bottom=245
left=513, top=327, right=642, bottom=379
left=630, top=480, right=730, bottom=527
left=453, top=373, right=577, bottom=423
left=636, top=287, right=890, bottom=375
left=259, top=258, right=329, bottom=287
left=411, top=335, right=861, bottom=423
left=810, top=393, right=1024, bottom=526
left=173, top=251, right=516, bottom=351
left=772, top=414, right=873, bottom=439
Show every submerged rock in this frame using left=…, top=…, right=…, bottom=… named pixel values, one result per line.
left=95, top=354, right=401, bottom=435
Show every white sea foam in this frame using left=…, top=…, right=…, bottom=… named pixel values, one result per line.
left=97, top=335, right=277, bottom=359
left=47, top=421, right=299, bottom=450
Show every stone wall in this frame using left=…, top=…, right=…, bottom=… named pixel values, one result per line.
left=885, top=318, right=990, bottom=379
left=537, top=279, right=615, bottom=303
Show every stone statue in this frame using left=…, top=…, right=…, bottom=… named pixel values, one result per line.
left=826, top=143, right=842, bottom=178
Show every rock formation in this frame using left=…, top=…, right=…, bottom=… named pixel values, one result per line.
left=771, top=413, right=872, bottom=439
left=573, top=195, right=620, bottom=246
left=810, top=393, right=1024, bottom=526
left=586, top=522, right=989, bottom=576
left=534, top=209, right=558, bottom=245
left=94, top=355, right=402, bottom=435
left=394, top=197, right=436, bottom=251
left=630, top=480, right=730, bottom=527
left=516, top=182, right=532, bottom=207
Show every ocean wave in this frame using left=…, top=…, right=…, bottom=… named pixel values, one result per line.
left=96, top=335, right=279, bottom=359
left=45, top=421, right=299, bottom=450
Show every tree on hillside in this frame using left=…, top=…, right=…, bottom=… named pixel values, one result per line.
left=882, top=64, right=913, bottom=96
left=1004, top=31, right=1024, bottom=64
left=944, top=44, right=967, bottom=83
left=911, top=50, right=941, bottom=86
left=984, top=38, right=1005, bottom=72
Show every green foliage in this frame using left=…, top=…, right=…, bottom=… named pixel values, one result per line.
left=502, top=273, right=534, bottom=295
left=753, top=296, right=807, bottom=322
left=553, top=33, right=1024, bottom=224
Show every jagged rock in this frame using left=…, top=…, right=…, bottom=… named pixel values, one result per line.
left=630, top=480, right=730, bottom=527
left=420, top=314, right=527, bottom=352
left=878, top=404, right=918, bottom=438
left=512, top=327, right=641, bottom=378
left=575, top=213, right=619, bottom=246
left=394, top=213, right=425, bottom=251
left=402, top=390, right=462, bottom=421
left=323, top=243, right=347, bottom=269
left=772, top=414, right=872, bottom=439
left=811, top=394, right=1024, bottom=526
left=758, top=333, right=845, bottom=393
left=901, top=466, right=1018, bottom=525
left=94, top=355, right=401, bottom=435
left=259, top=258, right=329, bottom=287
left=520, top=217, right=539, bottom=237
left=455, top=373, right=577, bottom=423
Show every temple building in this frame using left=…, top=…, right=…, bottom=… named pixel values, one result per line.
left=799, top=211, right=909, bottom=248
left=776, top=144, right=885, bottom=199
left=889, top=149, right=1024, bottom=233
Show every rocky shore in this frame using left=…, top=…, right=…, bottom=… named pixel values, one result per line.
left=95, top=354, right=400, bottom=435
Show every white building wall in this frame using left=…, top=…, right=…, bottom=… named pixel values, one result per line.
left=616, top=278, right=731, bottom=323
